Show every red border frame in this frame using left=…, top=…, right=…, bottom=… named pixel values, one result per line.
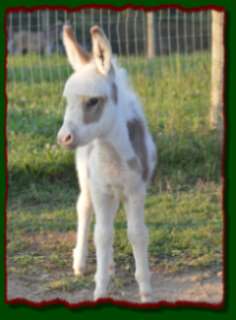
left=4, top=4, right=226, bottom=310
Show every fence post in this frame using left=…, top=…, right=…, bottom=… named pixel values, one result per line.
left=147, top=12, right=155, bottom=59
left=210, top=11, right=224, bottom=129
left=42, top=11, right=49, bottom=33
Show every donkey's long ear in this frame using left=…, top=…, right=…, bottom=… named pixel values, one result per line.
left=90, top=26, right=112, bottom=75
left=63, top=24, right=91, bottom=71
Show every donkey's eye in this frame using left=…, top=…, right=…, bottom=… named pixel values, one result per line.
left=86, top=97, right=99, bottom=108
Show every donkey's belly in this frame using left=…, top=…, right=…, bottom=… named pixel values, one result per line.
left=92, top=157, right=143, bottom=198
left=89, top=140, right=144, bottom=195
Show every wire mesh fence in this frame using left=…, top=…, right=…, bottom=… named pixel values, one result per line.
left=6, top=8, right=225, bottom=302
left=7, top=8, right=212, bottom=98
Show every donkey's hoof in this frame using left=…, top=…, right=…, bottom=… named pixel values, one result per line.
left=140, top=291, right=153, bottom=303
left=94, top=290, right=108, bottom=301
left=73, top=248, right=86, bottom=276
left=73, top=266, right=85, bottom=276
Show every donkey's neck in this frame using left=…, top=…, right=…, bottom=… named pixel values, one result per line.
left=95, top=108, right=135, bottom=161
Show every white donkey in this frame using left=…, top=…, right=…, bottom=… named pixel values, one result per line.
left=57, top=24, right=157, bottom=302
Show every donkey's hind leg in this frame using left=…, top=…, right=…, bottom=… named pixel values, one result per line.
left=125, top=190, right=152, bottom=302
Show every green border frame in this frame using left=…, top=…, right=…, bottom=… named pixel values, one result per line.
left=1, top=0, right=235, bottom=318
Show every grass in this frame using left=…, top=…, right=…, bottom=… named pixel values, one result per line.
left=7, top=52, right=223, bottom=294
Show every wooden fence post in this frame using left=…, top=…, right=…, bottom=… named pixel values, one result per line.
left=147, top=12, right=155, bottom=59
left=210, top=11, right=224, bottom=129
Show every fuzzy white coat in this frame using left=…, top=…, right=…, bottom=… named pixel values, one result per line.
left=57, top=24, right=157, bottom=302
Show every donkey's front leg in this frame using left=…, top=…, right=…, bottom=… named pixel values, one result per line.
left=73, top=191, right=92, bottom=276
left=92, top=190, right=118, bottom=300
left=125, top=191, right=152, bottom=302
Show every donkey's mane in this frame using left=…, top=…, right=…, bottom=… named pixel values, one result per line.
left=112, top=58, right=147, bottom=125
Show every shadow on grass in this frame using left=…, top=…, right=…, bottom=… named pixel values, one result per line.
left=152, top=128, right=222, bottom=192
left=7, top=124, right=222, bottom=213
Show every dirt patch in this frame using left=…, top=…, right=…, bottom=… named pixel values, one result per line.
left=7, top=268, right=223, bottom=305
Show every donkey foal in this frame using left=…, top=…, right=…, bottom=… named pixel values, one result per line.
left=57, top=24, right=157, bottom=302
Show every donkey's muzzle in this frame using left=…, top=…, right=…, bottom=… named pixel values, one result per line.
left=57, top=127, right=77, bottom=149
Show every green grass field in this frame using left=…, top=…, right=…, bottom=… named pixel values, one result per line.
left=7, top=52, right=223, bottom=294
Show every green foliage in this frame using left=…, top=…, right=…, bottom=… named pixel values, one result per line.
left=7, top=52, right=222, bottom=290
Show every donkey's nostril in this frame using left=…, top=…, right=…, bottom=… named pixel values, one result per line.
left=63, top=133, right=73, bottom=145
left=65, top=134, right=72, bottom=143
left=57, top=131, right=74, bottom=147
